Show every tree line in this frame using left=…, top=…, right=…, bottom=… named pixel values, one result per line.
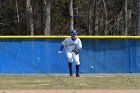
left=0, top=0, right=140, bottom=35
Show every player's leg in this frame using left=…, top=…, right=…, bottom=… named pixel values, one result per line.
left=66, top=52, right=73, bottom=76
left=73, top=54, right=80, bottom=77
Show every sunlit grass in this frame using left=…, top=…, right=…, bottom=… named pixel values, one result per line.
left=0, top=74, right=139, bottom=89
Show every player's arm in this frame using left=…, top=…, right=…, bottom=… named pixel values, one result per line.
left=58, top=44, right=64, bottom=55
left=77, top=39, right=82, bottom=49
left=59, top=44, right=64, bottom=51
left=58, top=39, right=67, bottom=55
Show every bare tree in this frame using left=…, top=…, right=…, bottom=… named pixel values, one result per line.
left=15, top=0, right=20, bottom=34
left=68, top=0, right=74, bottom=32
left=26, top=0, right=34, bottom=35
left=102, top=0, right=108, bottom=35
left=124, top=0, right=128, bottom=35
left=131, top=0, right=137, bottom=35
left=41, top=0, right=45, bottom=34
left=89, top=0, right=97, bottom=35
left=45, top=0, right=51, bottom=35
left=41, top=0, right=51, bottom=35
left=136, top=0, right=140, bottom=35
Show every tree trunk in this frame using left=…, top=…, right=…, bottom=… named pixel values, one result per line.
left=15, top=0, right=20, bottom=35
left=89, top=0, right=97, bottom=35
left=131, top=0, right=137, bottom=35
left=102, top=0, right=108, bottom=35
left=26, top=0, right=34, bottom=35
left=41, top=0, right=45, bottom=35
left=41, top=0, right=51, bottom=35
left=75, top=0, right=80, bottom=31
left=45, top=0, right=51, bottom=35
left=136, top=0, right=140, bottom=35
left=68, top=0, right=74, bottom=32
left=124, top=0, right=128, bottom=35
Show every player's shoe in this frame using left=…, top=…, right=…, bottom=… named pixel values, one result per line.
left=76, top=74, right=80, bottom=77
left=70, top=71, right=73, bottom=76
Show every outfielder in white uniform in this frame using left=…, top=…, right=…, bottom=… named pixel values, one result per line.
left=58, top=30, right=82, bottom=77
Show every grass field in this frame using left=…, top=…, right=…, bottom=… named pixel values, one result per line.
left=0, top=74, right=140, bottom=89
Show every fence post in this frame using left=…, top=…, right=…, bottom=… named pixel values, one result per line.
left=129, top=39, right=133, bottom=73
left=129, top=39, right=137, bottom=73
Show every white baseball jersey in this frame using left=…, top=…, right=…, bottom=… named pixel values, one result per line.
left=62, top=37, right=82, bottom=52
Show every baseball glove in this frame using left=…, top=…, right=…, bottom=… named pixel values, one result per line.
left=72, top=47, right=80, bottom=55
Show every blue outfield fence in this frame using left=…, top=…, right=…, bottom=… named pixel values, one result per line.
left=0, top=38, right=139, bottom=74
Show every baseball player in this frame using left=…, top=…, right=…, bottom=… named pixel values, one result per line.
left=58, top=30, right=82, bottom=77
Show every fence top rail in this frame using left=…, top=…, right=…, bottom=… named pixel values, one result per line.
left=0, top=36, right=140, bottom=39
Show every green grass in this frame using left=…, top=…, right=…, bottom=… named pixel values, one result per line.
left=0, top=74, right=140, bottom=89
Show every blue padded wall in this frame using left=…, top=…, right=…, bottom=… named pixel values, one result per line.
left=0, top=38, right=139, bottom=74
